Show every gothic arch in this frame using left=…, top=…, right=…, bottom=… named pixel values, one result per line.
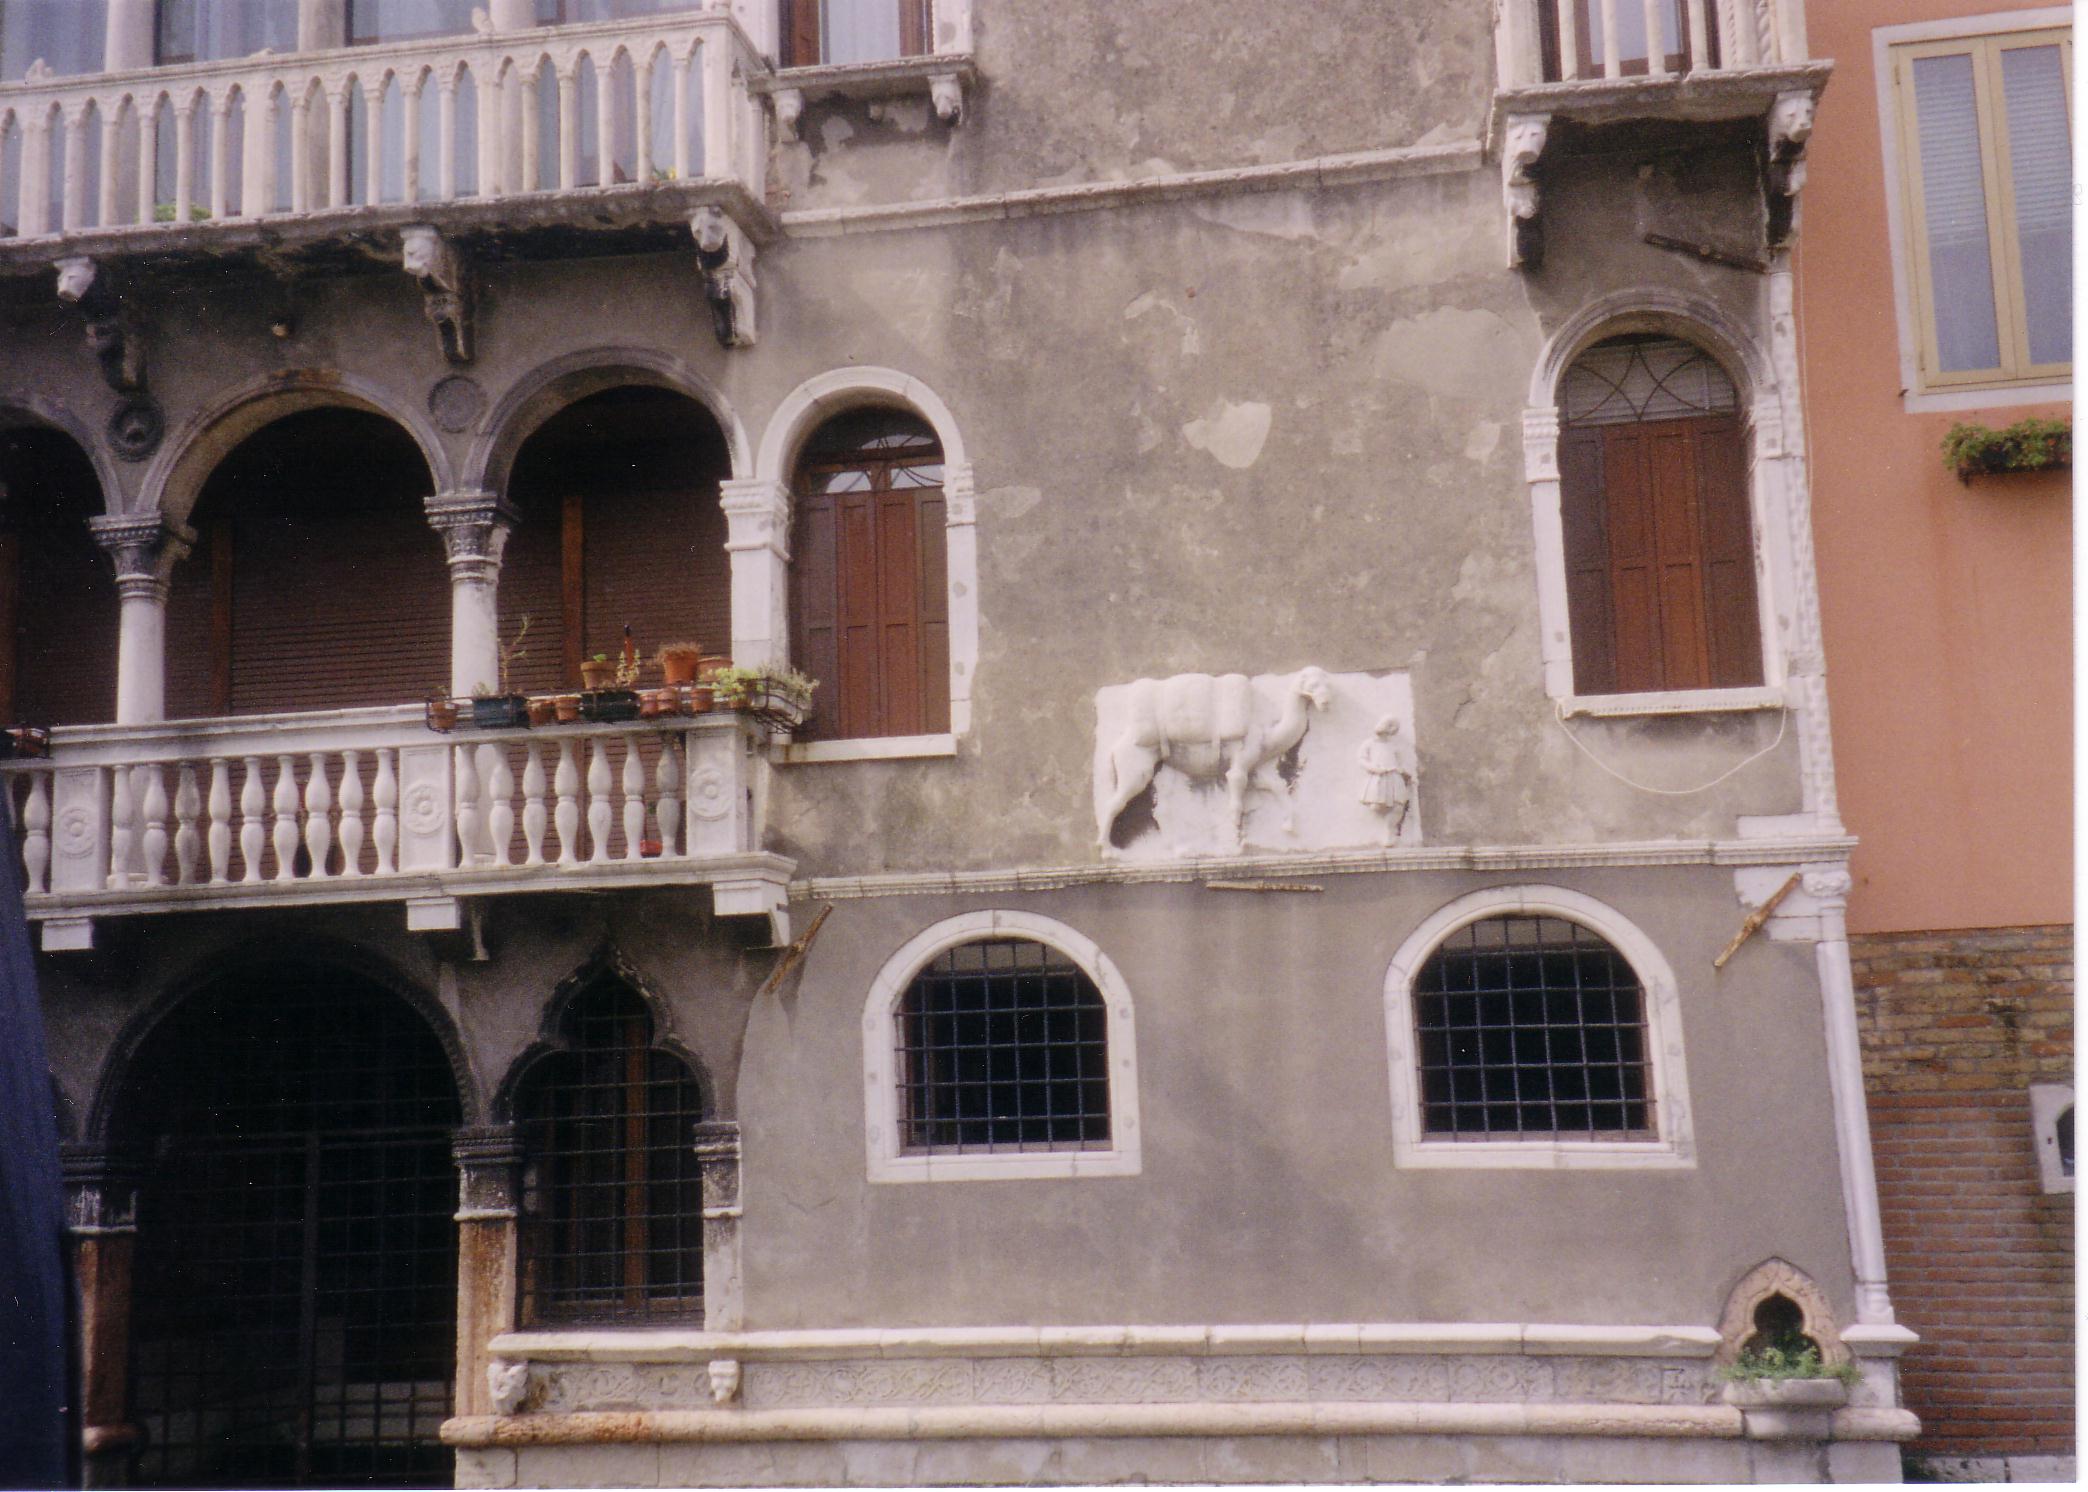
left=1715, top=1257, right=1851, bottom=1368
left=0, top=396, right=123, bottom=512
left=491, top=943, right=712, bottom=1123
left=468, top=348, right=750, bottom=496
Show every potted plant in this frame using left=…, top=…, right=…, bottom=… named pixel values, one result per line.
left=1717, top=1344, right=1858, bottom=1419
left=658, top=641, right=707, bottom=686
left=553, top=694, right=582, bottom=724
left=710, top=665, right=816, bottom=730
left=0, top=725, right=49, bottom=759
left=526, top=696, right=558, bottom=726
left=579, top=652, right=617, bottom=690
left=425, top=693, right=460, bottom=732
left=581, top=628, right=644, bottom=723
left=470, top=618, right=532, bottom=728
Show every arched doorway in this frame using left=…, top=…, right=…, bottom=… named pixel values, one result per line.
left=116, top=965, right=463, bottom=1489
left=163, top=407, right=447, bottom=718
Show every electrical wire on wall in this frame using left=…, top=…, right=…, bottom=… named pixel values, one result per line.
left=1552, top=701, right=1789, bottom=796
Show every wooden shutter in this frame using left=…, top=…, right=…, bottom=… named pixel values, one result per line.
left=792, top=487, right=841, bottom=735
left=1560, top=426, right=1615, bottom=696
left=783, top=0, right=821, bottom=66
left=1694, top=416, right=1761, bottom=687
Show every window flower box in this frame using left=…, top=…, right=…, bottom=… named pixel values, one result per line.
left=1943, top=417, right=2071, bottom=483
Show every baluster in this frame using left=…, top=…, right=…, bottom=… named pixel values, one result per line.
left=521, top=742, right=547, bottom=866
left=138, top=766, right=168, bottom=887
left=1555, top=0, right=1580, bottom=80
left=107, top=765, right=134, bottom=890
left=1642, top=0, right=1668, bottom=74
left=656, top=736, right=681, bottom=858
left=207, top=760, right=231, bottom=883
left=18, top=110, right=49, bottom=237
left=243, top=79, right=275, bottom=215
left=557, top=65, right=578, bottom=189
left=373, top=748, right=399, bottom=875
left=455, top=745, right=482, bottom=866
left=270, top=755, right=299, bottom=880
left=620, top=735, right=645, bottom=860
left=290, top=88, right=311, bottom=212
left=239, top=755, right=265, bottom=882
left=478, top=66, right=502, bottom=197
left=303, top=752, right=333, bottom=878
left=519, top=63, right=540, bottom=191
left=594, top=56, right=615, bottom=186
left=174, top=95, right=196, bottom=221
left=210, top=94, right=232, bottom=217
left=486, top=747, right=515, bottom=867
left=1722, top=0, right=1757, bottom=66
left=173, top=766, right=200, bottom=885
left=133, top=100, right=156, bottom=224
left=1685, top=0, right=1710, bottom=72
left=324, top=85, right=347, bottom=206
left=23, top=773, right=50, bottom=895
left=338, top=749, right=365, bottom=877
left=364, top=79, right=383, bottom=206
left=97, top=102, right=121, bottom=226
left=1598, top=0, right=1621, bottom=76
left=586, top=738, right=611, bottom=864
left=403, top=75, right=424, bottom=201
left=634, top=55, right=653, bottom=183
left=672, top=50, right=692, bottom=181
left=554, top=739, right=580, bottom=865
left=61, top=105, right=87, bottom=231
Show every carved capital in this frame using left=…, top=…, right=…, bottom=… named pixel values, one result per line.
left=61, top=1146, right=141, bottom=1235
left=719, top=477, right=790, bottom=559
left=402, top=224, right=475, bottom=364
left=691, top=207, right=757, bottom=349
left=943, top=462, right=977, bottom=526
left=1521, top=406, right=1561, bottom=481
left=452, top=1124, right=522, bottom=1218
left=89, top=512, right=192, bottom=601
left=1501, top=113, right=1549, bottom=271
left=1801, top=866, right=1852, bottom=908
left=425, top=490, right=518, bottom=584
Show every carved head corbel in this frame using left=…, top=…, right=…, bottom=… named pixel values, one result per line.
left=56, top=257, right=147, bottom=394
left=690, top=207, right=757, bottom=350
left=401, top=224, right=475, bottom=365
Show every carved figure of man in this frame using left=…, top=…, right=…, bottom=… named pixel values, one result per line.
left=1358, top=715, right=1413, bottom=845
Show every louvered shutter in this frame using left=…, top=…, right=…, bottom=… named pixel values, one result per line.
left=791, top=488, right=841, bottom=736
left=783, top=0, right=821, bottom=66
left=1559, top=426, right=1615, bottom=696
left=1694, top=417, right=1761, bottom=688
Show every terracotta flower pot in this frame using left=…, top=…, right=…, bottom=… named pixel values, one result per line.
left=659, top=645, right=704, bottom=686
left=526, top=697, right=557, bottom=726
left=580, top=659, right=616, bottom=690
left=553, top=694, right=581, bottom=723
left=425, top=697, right=459, bottom=732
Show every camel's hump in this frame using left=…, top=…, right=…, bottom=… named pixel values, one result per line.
left=1124, top=672, right=1252, bottom=745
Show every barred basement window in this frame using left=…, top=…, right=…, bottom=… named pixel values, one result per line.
left=516, top=982, right=705, bottom=1324
left=898, top=939, right=1111, bottom=1153
left=1412, top=915, right=1654, bottom=1141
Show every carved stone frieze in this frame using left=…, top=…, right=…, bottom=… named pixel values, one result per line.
left=1054, top=1356, right=1201, bottom=1404
left=1095, top=667, right=1420, bottom=860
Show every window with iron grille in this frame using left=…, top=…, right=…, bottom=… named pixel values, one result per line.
left=1411, top=915, right=1655, bottom=1141
left=897, top=939, right=1111, bottom=1154
left=516, top=981, right=705, bottom=1324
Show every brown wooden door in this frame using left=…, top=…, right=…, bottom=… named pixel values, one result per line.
left=1561, top=413, right=1759, bottom=695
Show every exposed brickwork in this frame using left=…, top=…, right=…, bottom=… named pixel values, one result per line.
left=1852, top=926, right=2074, bottom=1460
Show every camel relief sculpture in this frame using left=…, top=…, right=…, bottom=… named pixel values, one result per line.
left=1094, top=667, right=1333, bottom=849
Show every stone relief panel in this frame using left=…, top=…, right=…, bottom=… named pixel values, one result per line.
left=1093, top=668, right=1420, bottom=860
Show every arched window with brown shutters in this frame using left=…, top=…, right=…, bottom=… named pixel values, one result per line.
left=790, top=410, right=949, bottom=740
left=1558, top=335, right=1761, bottom=696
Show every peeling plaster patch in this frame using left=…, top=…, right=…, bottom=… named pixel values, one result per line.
left=1188, top=192, right=1324, bottom=244
left=983, top=485, right=1043, bottom=522
left=1249, top=123, right=1307, bottom=164
left=1373, top=307, right=1529, bottom=403
left=818, top=116, right=856, bottom=149
left=1465, top=420, right=1503, bottom=464
left=1182, top=400, right=1272, bottom=470
left=1123, top=291, right=1202, bottom=357
left=1336, top=203, right=1493, bottom=293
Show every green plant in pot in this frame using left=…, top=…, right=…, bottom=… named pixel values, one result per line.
left=580, top=628, right=644, bottom=722
left=710, top=665, right=816, bottom=729
left=1942, top=416, right=2071, bottom=482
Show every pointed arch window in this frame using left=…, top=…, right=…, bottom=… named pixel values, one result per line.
left=1558, top=335, right=1762, bottom=696
left=514, top=980, right=705, bottom=1324
left=789, top=409, right=949, bottom=740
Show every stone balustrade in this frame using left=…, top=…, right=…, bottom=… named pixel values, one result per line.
left=0, top=10, right=768, bottom=243
left=1499, top=0, right=1810, bottom=87
left=2, top=703, right=789, bottom=950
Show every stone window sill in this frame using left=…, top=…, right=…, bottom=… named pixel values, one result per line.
left=775, top=732, right=957, bottom=764
left=1559, top=686, right=1786, bottom=719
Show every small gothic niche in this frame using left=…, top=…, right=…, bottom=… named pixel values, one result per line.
left=1714, top=1258, right=1851, bottom=1369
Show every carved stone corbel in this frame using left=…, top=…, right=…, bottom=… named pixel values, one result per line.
left=55, top=257, right=147, bottom=394
left=690, top=207, right=757, bottom=349
left=1501, top=113, right=1549, bottom=271
left=929, top=72, right=965, bottom=125
left=771, top=87, right=805, bottom=144
left=1765, top=90, right=1815, bottom=246
left=401, top=224, right=475, bottom=364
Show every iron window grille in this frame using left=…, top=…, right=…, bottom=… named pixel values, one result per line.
left=896, top=938, right=1111, bottom=1154
left=516, top=982, right=705, bottom=1325
left=1412, top=915, right=1655, bottom=1141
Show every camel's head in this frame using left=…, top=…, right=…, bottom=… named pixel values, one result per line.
left=1295, top=666, right=1333, bottom=710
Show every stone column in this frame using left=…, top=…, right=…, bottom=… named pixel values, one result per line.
left=103, top=0, right=156, bottom=71
left=718, top=478, right=790, bottom=671
left=694, top=1120, right=743, bottom=1330
left=451, top=1126, right=521, bottom=1420
left=298, top=0, right=348, bottom=51
left=89, top=514, right=192, bottom=727
left=64, top=1147, right=141, bottom=1490
left=425, top=492, right=518, bottom=699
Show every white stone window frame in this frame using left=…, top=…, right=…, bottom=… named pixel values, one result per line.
left=1382, top=885, right=1698, bottom=1170
left=862, top=910, right=1143, bottom=1184
left=2029, top=1081, right=2074, bottom=1194
left=747, top=367, right=976, bottom=763
left=1871, top=8, right=2073, bottom=414
left=1523, top=292, right=1806, bottom=720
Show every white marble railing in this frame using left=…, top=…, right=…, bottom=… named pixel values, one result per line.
left=1, top=704, right=784, bottom=945
left=1502, top=0, right=1806, bottom=86
left=0, top=11, right=766, bottom=241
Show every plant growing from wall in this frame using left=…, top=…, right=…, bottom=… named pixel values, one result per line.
left=1716, top=1344, right=1860, bottom=1389
left=1942, top=417, right=2071, bottom=483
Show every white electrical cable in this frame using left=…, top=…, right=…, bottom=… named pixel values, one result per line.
left=1552, top=700, right=1789, bottom=796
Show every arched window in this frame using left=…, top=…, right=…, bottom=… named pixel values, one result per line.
left=1558, top=335, right=1761, bottom=695
left=790, top=409, right=948, bottom=740
left=515, top=980, right=705, bottom=1324
left=1410, top=913, right=1653, bottom=1141
left=898, top=939, right=1110, bottom=1153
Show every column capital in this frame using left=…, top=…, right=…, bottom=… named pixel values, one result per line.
left=943, top=461, right=977, bottom=526
left=89, top=511, right=192, bottom=602
left=61, top=1145, right=142, bottom=1236
left=452, top=1122, right=522, bottom=1219
left=720, top=477, right=791, bottom=559
left=425, top=490, right=518, bottom=584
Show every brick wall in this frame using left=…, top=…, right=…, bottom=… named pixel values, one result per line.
left=1852, top=925, right=2074, bottom=1460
